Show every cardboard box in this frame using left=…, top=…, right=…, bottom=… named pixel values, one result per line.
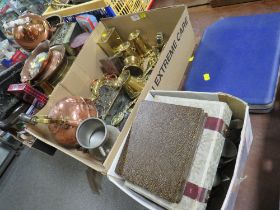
left=27, top=5, right=196, bottom=174
left=107, top=90, right=253, bottom=210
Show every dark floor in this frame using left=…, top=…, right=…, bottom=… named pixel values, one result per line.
left=0, top=148, right=146, bottom=210
left=153, top=1, right=280, bottom=210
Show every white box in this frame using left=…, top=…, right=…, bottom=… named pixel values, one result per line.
left=107, top=90, right=253, bottom=210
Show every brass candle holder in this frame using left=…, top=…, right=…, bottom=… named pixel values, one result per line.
left=97, top=28, right=123, bottom=56
left=128, top=30, right=151, bottom=57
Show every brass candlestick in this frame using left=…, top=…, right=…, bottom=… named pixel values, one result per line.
left=97, top=28, right=123, bottom=56
left=128, top=30, right=151, bottom=57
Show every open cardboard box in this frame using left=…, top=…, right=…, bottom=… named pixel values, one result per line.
left=107, top=90, right=253, bottom=210
left=27, top=5, right=195, bottom=174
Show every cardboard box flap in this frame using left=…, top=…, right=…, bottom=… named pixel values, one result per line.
left=28, top=122, right=106, bottom=173
left=148, top=91, right=248, bottom=120
left=70, top=36, right=107, bottom=78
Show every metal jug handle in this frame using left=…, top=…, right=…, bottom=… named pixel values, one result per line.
left=98, top=146, right=107, bottom=157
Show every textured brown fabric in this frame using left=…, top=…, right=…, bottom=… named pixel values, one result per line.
left=117, top=101, right=206, bottom=203
left=115, top=131, right=131, bottom=176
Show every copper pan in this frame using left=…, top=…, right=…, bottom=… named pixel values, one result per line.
left=20, top=40, right=51, bottom=83
left=36, top=44, right=66, bottom=83
left=37, top=56, right=73, bottom=96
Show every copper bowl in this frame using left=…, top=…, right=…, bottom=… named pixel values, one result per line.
left=20, top=40, right=51, bottom=83
left=48, top=97, right=98, bottom=147
left=12, top=13, right=51, bottom=51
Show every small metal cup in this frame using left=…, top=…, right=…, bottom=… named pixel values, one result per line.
left=76, top=118, right=119, bottom=157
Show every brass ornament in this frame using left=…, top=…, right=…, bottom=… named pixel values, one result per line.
left=111, top=98, right=137, bottom=126
left=116, top=41, right=137, bottom=57
left=123, top=55, right=143, bottom=77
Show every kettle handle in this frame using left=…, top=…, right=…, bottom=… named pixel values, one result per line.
left=5, top=28, right=13, bottom=36
left=5, top=29, right=14, bottom=36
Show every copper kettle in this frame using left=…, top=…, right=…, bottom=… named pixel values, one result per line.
left=7, top=13, right=52, bottom=51
left=20, top=97, right=98, bottom=147
left=48, top=97, right=98, bottom=147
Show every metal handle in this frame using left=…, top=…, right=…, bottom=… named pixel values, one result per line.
left=18, top=114, right=79, bottom=126
left=18, top=113, right=36, bottom=124
left=18, top=114, right=52, bottom=124
left=98, top=146, right=107, bottom=157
